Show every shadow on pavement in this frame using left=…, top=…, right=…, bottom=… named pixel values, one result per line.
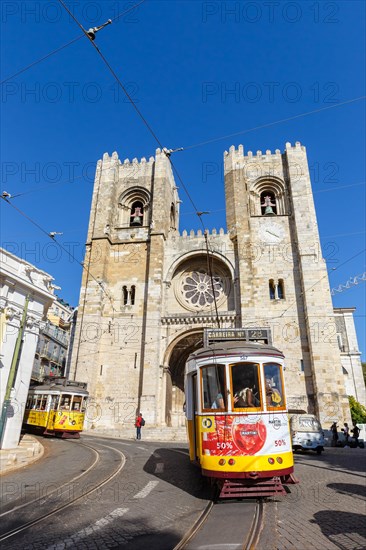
left=143, top=447, right=213, bottom=500
left=327, top=482, right=366, bottom=500
left=1, top=516, right=182, bottom=550
left=312, top=510, right=366, bottom=550
left=293, top=448, right=365, bottom=477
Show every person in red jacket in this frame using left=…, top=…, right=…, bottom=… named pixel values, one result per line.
left=135, top=413, right=144, bottom=440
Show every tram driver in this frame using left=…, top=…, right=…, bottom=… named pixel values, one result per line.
left=232, top=363, right=261, bottom=408
left=234, top=377, right=258, bottom=408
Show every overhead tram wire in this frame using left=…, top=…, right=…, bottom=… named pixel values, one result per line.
left=56, top=0, right=202, bottom=223
left=57, top=0, right=224, bottom=328
left=180, top=96, right=366, bottom=151
left=0, top=0, right=146, bottom=85
left=56, top=2, right=365, bottom=332
left=271, top=247, right=366, bottom=324
left=0, top=195, right=118, bottom=319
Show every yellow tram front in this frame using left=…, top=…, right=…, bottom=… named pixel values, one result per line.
left=185, top=343, right=294, bottom=485
left=23, top=380, right=88, bottom=438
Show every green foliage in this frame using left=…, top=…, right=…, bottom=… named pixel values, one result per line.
left=349, top=396, right=366, bottom=424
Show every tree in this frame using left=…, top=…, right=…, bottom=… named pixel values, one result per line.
left=349, top=396, right=366, bottom=424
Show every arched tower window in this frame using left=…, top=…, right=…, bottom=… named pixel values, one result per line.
left=278, top=278, right=285, bottom=299
left=250, top=177, right=288, bottom=216
left=260, top=191, right=277, bottom=216
left=117, top=188, right=150, bottom=228
left=130, top=201, right=144, bottom=226
left=130, top=285, right=136, bottom=305
left=269, top=279, right=276, bottom=300
left=269, top=279, right=285, bottom=300
left=122, top=286, right=128, bottom=305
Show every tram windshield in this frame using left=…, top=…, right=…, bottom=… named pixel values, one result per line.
left=60, top=395, right=71, bottom=410
left=263, top=363, right=285, bottom=408
left=231, top=362, right=261, bottom=409
left=201, top=364, right=226, bottom=411
left=50, top=395, right=60, bottom=410
left=71, top=396, right=85, bottom=412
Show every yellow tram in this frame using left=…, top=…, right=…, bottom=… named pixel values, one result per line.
left=23, top=379, right=88, bottom=438
left=185, top=341, right=297, bottom=498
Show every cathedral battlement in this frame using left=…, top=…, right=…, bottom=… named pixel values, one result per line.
left=179, top=228, right=226, bottom=238
left=224, top=142, right=307, bottom=174
left=100, top=147, right=173, bottom=167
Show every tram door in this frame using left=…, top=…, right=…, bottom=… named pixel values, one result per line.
left=192, top=373, right=199, bottom=461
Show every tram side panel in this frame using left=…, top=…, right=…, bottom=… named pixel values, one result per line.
left=23, top=386, right=88, bottom=437
left=196, top=412, right=293, bottom=478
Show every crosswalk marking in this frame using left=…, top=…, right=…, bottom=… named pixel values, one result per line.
left=133, top=480, right=159, bottom=499
left=46, top=508, right=129, bottom=549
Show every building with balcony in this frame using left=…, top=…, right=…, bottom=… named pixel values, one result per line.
left=31, top=298, right=74, bottom=382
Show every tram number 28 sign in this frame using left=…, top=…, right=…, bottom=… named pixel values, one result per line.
left=203, top=328, right=272, bottom=346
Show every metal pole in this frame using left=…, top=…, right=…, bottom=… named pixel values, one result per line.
left=0, top=295, right=30, bottom=448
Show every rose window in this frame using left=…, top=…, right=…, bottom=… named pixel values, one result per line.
left=181, top=271, right=224, bottom=308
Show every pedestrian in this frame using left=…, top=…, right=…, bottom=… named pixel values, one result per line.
left=330, top=422, right=338, bottom=447
left=135, top=413, right=145, bottom=440
left=351, top=423, right=360, bottom=447
left=341, top=422, right=350, bottom=446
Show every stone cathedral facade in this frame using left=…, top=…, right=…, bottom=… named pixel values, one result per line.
left=69, top=142, right=364, bottom=435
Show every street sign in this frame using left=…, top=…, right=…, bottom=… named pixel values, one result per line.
left=204, top=328, right=272, bottom=347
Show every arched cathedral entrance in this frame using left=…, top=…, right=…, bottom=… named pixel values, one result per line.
left=163, top=330, right=203, bottom=427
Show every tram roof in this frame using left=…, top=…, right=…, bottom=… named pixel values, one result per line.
left=188, top=341, right=284, bottom=361
left=29, top=379, right=88, bottom=395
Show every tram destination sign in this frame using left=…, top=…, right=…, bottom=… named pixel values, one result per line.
left=204, top=328, right=272, bottom=347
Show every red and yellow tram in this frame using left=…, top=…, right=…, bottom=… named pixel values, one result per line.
left=185, top=342, right=296, bottom=497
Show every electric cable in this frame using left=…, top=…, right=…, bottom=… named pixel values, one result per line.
left=0, top=0, right=146, bottom=85
left=57, top=0, right=203, bottom=223
left=0, top=196, right=118, bottom=318
left=57, top=0, right=223, bottom=326
left=180, top=96, right=366, bottom=151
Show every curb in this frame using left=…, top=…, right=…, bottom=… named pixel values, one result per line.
left=0, top=435, right=44, bottom=476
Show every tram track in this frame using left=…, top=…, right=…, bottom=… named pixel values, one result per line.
left=174, top=497, right=264, bottom=550
left=0, top=439, right=100, bottom=517
left=0, top=440, right=126, bottom=544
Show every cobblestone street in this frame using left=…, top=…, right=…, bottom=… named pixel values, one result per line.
left=258, top=447, right=366, bottom=550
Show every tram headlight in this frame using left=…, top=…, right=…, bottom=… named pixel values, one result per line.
left=268, top=457, right=275, bottom=464
left=219, top=459, right=226, bottom=466
left=228, top=459, right=235, bottom=466
left=276, top=457, right=283, bottom=464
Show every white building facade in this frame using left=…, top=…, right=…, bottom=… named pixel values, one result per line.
left=0, top=248, right=55, bottom=449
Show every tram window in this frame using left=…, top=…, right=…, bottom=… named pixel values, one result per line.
left=50, top=396, right=60, bottom=410
left=26, top=397, right=32, bottom=409
left=33, top=397, right=43, bottom=410
left=60, top=395, right=71, bottom=410
left=263, top=363, right=285, bottom=408
left=231, top=363, right=261, bottom=409
left=39, top=396, right=47, bottom=410
left=72, top=396, right=82, bottom=411
left=201, top=364, right=226, bottom=411
left=80, top=398, right=87, bottom=413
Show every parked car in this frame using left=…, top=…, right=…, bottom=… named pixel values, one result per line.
left=288, top=410, right=325, bottom=455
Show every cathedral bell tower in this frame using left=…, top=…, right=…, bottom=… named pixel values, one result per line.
left=224, top=142, right=350, bottom=425
left=69, top=148, right=180, bottom=429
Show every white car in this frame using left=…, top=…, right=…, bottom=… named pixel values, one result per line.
left=289, top=410, right=325, bottom=455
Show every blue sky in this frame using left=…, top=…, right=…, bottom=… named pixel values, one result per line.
left=1, top=1, right=365, bottom=358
